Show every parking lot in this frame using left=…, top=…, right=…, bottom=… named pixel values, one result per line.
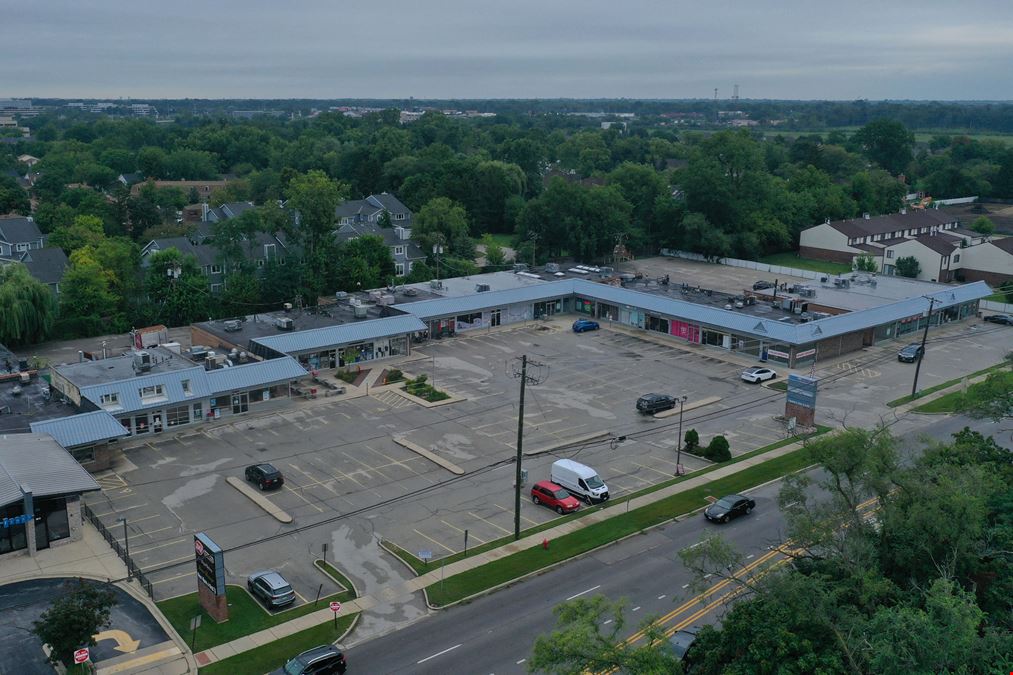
left=81, top=312, right=1012, bottom=632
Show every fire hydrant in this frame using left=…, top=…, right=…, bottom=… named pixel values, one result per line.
left=542, top=538, right=550, bottom=550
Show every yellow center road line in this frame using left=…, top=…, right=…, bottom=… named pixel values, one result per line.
left=413, top=528, right=456, bottom=554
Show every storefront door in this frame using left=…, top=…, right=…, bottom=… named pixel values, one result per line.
left=232, top=392, right=249, bottom=415
left=490, top=309, right=501, bottom=327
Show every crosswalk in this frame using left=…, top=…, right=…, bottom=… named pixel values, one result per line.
left=373, top=390, right=415, bottom=409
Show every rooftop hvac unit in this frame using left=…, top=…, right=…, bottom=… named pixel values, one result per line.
left=430, top=280, right=443, bottom=290
left=349, top=296, right=361, bottom=306
left=335, top=291, right=348, bottom=301
left=378, top=294, right=395, bottom=305
left=283, top=302, right=293, bottom=312
left=353, top=304, right=368, bottom=319
left=369, top=290, right=382, bottom=300
left=475, top=283, right=491, bottom=292
left=820, top=276, right=829, bottom=283
left=275, top=317, right=294, bottom=331
left=133, top=350, right=152, bottom=372
left=223, top=319, right=242, bottom=332
left=545, top=262, right=560, bottom=273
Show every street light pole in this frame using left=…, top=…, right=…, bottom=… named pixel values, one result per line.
left=910, top=296, right=937, bottom=398
left=117, top=517, right=130, bottom=579
left=675, top=395, right=688, bottom=475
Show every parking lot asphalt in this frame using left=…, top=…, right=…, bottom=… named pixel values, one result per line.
left=0, top=578, right=169, bottom=674
left=81, top=317, right=1013, bottom=641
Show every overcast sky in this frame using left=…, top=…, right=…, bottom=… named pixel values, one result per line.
left=3, top=0, right=1013, bottom=100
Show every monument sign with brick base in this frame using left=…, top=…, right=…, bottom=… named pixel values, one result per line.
left=785, top=374, right=817, bottom=428
left=195, top=532, right=228, bottom=623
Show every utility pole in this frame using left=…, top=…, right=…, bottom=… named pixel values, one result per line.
left=910, top=296, right=936, bottom=398
left=675, top=395, right=688, bottom=475
left=433, top=241, right=444, bottom=284
left=529, top=232, right=540, bottom=269
left=511, top=355, right=546, bottom=540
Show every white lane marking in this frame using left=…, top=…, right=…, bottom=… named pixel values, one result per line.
left=658, top=594, right=667, bottom=600
left=516, top=658, right=526, bottom=665
left=418, top=644, right=462, bottom=664
left=703, top=573, right=712, bottom=579
left=602, top=619, right=612, bottom=625
left=566, top=585, right=601, bottom=601
left=746, top=554, right=755, bottom=559
left=682, top=583, right=690, bottom=589
left=632, top=606, right=641, bottom=612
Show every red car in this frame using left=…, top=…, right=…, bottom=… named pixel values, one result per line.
left=531, top=480, right=581, bottom=514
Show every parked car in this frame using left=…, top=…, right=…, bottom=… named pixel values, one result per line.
left=704, top=494, right=756, bottom=523
left=551, top=459, right=609, bottom=504
left=247, top=570, right=296, bottom=609
left=637, top=393, right=677, bottom=414
left=740, top=366, right=777, bottom=383
left=752, top=280, right=775, bottom=291
left=272, top=644, right=346, bottom=675
left=897, top=343, right=924, bottom=363
left=245, top=463, right=284, bottom=490
left=666, top=625, right=701, bottom=668
left=983, top=313, right=1013, bottom=325
left=572, top=318, right=600, bottom=333
left=531, top=480, right=582, bottom=514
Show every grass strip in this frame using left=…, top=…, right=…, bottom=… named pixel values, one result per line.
left=887, top=362, right=1008, bottom=407
left=767, top=380, right=788, bottom=392
left=198, top=614, right=357, bottom=675
left=158, top=584, right=349, bottom=652
left=424, top=445, right=818, bottom=607
left=388, top=426, right=829, bottom=576
left=314, top=560, right=357, bottom=599
left=913, top=391, right=964, bottom=414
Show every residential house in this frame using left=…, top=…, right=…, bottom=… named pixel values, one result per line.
left=117, top=172, right=145, bottom=188
left=0, top=215, right=44, bottom=257
left=799, top=209, right=1012, bottom=284
left=0, top=247, right=69, bottom=295
left=16, top=154, right=39, bottom=168
left=334, top=193, right=425, bottom=276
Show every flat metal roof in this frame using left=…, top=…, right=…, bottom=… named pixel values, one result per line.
left=30, top=410, right=129, bottom=448
left=250, top=315, right=427, bottom=354
left=0, top=433, right=100, bottom=506
left=206, top=357, right=307, bottom=393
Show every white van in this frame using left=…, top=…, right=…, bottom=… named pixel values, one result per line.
left=550, top=459, right=609, bottom=504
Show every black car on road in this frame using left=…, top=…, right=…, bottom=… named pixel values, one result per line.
left=272, top=644, right=347, bottom=674
left=983, top=313, right=1013, bottom=325
left=704, top=494, right=756, bottom=523
left=637, top=393, right=677, bottom=415
left=897, top=344, right=924, bottom=363
left=245, top=463, right=284, bottom=490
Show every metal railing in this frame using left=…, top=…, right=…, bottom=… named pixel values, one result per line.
left=82, top=503, right=155, bottom=600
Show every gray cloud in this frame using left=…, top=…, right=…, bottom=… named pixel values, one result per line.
left=2, top=0, right=1013, bottom=99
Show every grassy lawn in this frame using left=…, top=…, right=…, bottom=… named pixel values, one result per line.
left=198, top=614, right=357, bottom=675
left=478, top=233, right=515, bottom=248
left=767, top=380, right=788, bottom=392
left=887, top=361, right=1009, bottom=407
left=425, top=442, right=821, bottom=607
left=158, top=584, right=351, bottom=653
left=389, top=426, right=829, bottom=577
left=913, top=390, right=964, bottom=414
left=314, top=560, right=356, bottom=598
left=756, top=252, right=852, bottom=275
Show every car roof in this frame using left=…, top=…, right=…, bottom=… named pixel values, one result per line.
left=256, top=463, right=280, bottom=473
left=640, top=393, right=669, bottom=400
left=298, top=644, right=343, bottom=661
left=252, top=570, right=289, bottom=588
left=743, top=366, right=763, bottom=372
left=534, top=480, right=565, bottom=491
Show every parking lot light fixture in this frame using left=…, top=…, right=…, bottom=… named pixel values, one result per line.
left=676, top=395, right=688, bottom=476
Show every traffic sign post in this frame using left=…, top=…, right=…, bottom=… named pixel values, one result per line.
left=330, top=601, right=341, bottom=628
left=73, top=647, right=90, bottom=665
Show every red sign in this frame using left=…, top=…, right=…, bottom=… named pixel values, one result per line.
left=329, top=601, right=341, bottom=613
left=194, top=539, right=204, bottom=556
left=73, top=648, right=90, bottom=664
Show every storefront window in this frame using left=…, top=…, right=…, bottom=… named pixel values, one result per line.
left=390, top=336, right=407, bottom=356
left=0, top=503, right=28, bottom=555
left=166, top=405, right=190, bottom=427
left=71, top=446, right=95, bottom=463
left=193, top=402, right=203, bottom=420
left=133, top=415, right=149, bottom=434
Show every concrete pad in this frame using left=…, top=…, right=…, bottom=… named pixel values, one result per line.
left=225, top=477, right=293, bottom=523
left=392, top=436, right=466, bottom=475
left=653, top=395, right=722, bottom=419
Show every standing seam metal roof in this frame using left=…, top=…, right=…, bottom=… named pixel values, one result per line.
left=206, top=357, right=307, bottom=393
left=79, top=366, right=211, bottom=413
left=0, top=434, right=100, bottom=506
left=250, top=315, right=427, bottom=354
left=30, top=411, right=129, bottom=448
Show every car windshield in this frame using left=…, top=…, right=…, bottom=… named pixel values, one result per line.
left=283, top=657, right=309, bottom=675
left=586, top=475, right=605, bottom=489
left=552, top=489, right=571, bottom=500
left=744, top=368, right=760, bottom=374
left=714, top=498, right=735, bottom=510
left=275, top=584, right=293, bottom=594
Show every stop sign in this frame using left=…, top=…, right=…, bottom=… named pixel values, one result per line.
left=73, top=648, right=90, bottom=664
left=329, top=601, right=341, bottom=612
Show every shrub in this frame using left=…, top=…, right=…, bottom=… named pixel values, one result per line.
left=385, top=368, right=403, bottom=383
left=684, top=429, right=700, bottom=451
left=705, top=435, right=731, bottom=462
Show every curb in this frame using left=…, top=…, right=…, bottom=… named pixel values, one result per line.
left=523, top=430, right=613, bottom=456
left=225, top=477, right=293, bottom=523
left=392, top=436, right=466, bottom=475
left=653, top=396, right=722, bottom=419
left=312, top=559, right=358, bottom=598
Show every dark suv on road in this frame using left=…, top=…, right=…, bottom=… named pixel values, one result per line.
left=637, top=393, right=677, bottom=415
left=273, top=644, right=347, bottom=674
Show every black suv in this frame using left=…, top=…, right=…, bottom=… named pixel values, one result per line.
left=245, top=463, right=284, bottom=490
left=637, top=393, right=676, bottom=415
left=273, top=644, right=346, bottom=674
left=897, top=344, right=924, bottom=363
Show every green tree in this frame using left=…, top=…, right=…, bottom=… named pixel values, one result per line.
left=48, top=214, right=106, bottom=254
left=894, top=255, right=921, bottom=278
left=285, top=170, right=346, bottom=302
left=0, top=176, right=30, bottom=214
left=854, top=254, right=878, bottom=272
left=0, top=263, right=56, bottom=346
left=137, top=146, right=167, bottom=178
left=480, top=234, right=507, bottom=269
left=466, top=160, right=525, bottom=234
left=220, top=269, right=262, bottom=316
left=704, top=435, right=731, bottom=462
left=414, top=197, right=475, bottom=260
left=57, top=248, right=121, bottom=337
left=969, top=215, right=995, bottom=236
left=955, top=369, right=1012, bottom=422
left=142, top=247, right=212, bottom=326
left=31, top=579, right=117, bottom=667
left=684, top=428, right=699, bottom=451
left=529, top=596, right=681, bottom=674
left=849, top=169, right=905, bottom=215
left=334, top=235, right=396, bottom=291
left=852, top=119, right=915, bottom=175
